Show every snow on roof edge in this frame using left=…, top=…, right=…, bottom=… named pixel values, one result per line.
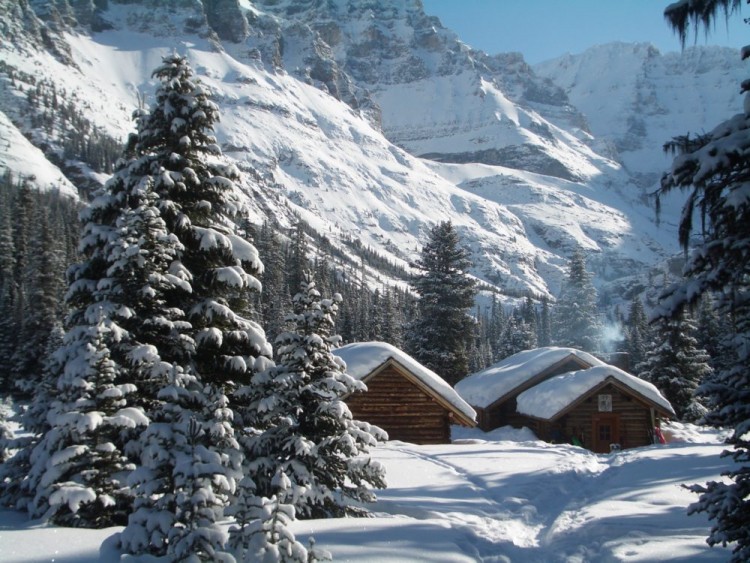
left=455, top=347, right=605, bottom=408
left=333, top=341, right=477, bottom=424
left=516, top=365, right=675, bottom=421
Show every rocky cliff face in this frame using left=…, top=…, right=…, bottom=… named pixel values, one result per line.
left=3, top=0, right=740, bottom=304
left=535, top=42, right=745, bottom=190
left=253, top=0, right=599, bottom=182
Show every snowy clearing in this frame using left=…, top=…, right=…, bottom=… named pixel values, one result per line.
left=0, top=424, right=733, bottom=562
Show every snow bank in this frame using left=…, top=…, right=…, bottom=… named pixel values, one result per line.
left=333, top=341, right=476, bottom=423
left=662, top=420, right=730, bottom=444
left=451, top=424, right=540, bottom=444
left=455, top=347, right=605, bottom=408
left=516, top=365, right=675, bottom=420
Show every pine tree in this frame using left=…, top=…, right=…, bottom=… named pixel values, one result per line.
left=553, top=249, right=601, bottom=352
left=625, top=296, right=650, bottom=371
left=657, top=4, right=750, bottom=559
left=28, top=317, right=138, bottom=526
left=379, top=285, right=401, bottom=347
left=0, top=279, right=17, bottom=393
left=0, top=201, right=16, bottom=390
left=520, top=296, right=539, bottom=348
left=538, top=297, right=552, bottom=348
left=406, top=221, right=477, bottom=385
left=637, top=310, right=711, bottom=422
left=228, top=474, right=329, bottom=563
left=286, top=222, right=310, bottom=297
left=237, top=273, right=386, bottom=521
left=256, top=222, right=290, bottom=344
left=21, top=124, right=185, bottom=528
left=0, top=322, right=62, bottom=511
left=695, top=294, right=731, bottom=373
left=106, top=53, right=271, bottom=558
left=12, top=212, right=65, bottom=396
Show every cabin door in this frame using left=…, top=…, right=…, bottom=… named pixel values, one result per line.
left=592, top=414, right=620, bottom=454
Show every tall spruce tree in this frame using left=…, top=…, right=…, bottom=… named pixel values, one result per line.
left=553, top=249, right=601, bottom=352
left=12, top=55, right=271, bottom=558
left=538, top=297, right=552, bottom=348
left=656, top=2, right=750, bottom=559
left=636, top=310, right=711, bottom=422
left=12, top=212, right=65, bottom=396
left=110, top=54, right=271, bottom=559
left=625, top=296, right=650, bottom=371
left=0, top=199, right=16, bottom=390
left=236, top=273, right=386, bottom=523
left=407, top=221, right=477, bottom=385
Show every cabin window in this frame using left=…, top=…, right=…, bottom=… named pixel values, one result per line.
left=598, top=394, right=612, bottom=412
left=598, top=424, right=612, bottom=441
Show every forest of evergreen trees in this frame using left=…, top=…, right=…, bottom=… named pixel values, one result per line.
left=0, top=165, right=732, bottom=419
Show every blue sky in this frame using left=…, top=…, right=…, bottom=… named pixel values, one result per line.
left=421, top=0, right=745, bottom=64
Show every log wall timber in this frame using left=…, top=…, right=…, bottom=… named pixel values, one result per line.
left=514, top=381, right=665, bottom=452
left=345, top=366, right=452, bottom=445
left=549, top=381, right=657, bottom=451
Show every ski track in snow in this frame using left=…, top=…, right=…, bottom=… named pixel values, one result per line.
left=379, top=440, right=723, bottom=562
left=386, top=442, right=542, bottom=553
left=383, top=442, right=615, bottom=560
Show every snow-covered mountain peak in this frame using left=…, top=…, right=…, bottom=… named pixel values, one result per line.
left=3, top=0, right=741, bottom=306
left=535, top=42, right=745, bottom=189
left=252, top=0, right=607, bottom=183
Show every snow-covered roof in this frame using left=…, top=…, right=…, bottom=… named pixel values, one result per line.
left=516, top=365, right=675, bottom=420
left=333, top=341, right=476, bottom=424
left=455, top=347, right=605, bottom=408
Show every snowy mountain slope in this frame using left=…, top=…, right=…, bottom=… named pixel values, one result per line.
left=0, top=2, right=557, bottom=296
left=0, top=0, right=727, bottom=301
left=0, top=110, right=78, bottom=197
left=535, top=42, right=746, bottom=191
left=254, top=0, right=609, bottom=183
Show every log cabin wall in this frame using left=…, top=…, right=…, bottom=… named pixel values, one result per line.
left=345, top=365, right=451, bottom=445
left=539, top=382, right=656, bottom=451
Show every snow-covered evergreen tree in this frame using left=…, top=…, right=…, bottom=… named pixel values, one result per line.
left=13, top=54, right=271, bottom=547
left=0, top=322, right=62, bottom=511
left=28, top=317, right=140, bottom=526
left=238, top=273, right=386, bottom=521
left=657, top=3, right=750, bottom=559
left=119, top=363, right=233, bottom=560
left=19, top=120, right=186, bottom=528
left=538, top=297, right=552, bottom=348
left=105, top=53, right=271, bottom=558
left=636, top=310, right=711, bottom=422
left=134, top=54, right=272, bottom=390
left=256, top=222, right=291, bottom=344
left=625, top=296, right=650, bottom=371
left=406, top=221, right=477, bottom=385
left=498, top=310, right=536, bottom=360
left=552, top=249, right=601, bottom=353
left=228, top=471, right=332, bottom=563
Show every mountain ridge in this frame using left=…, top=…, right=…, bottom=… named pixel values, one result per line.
left=0, top=0, right=742, bottom=304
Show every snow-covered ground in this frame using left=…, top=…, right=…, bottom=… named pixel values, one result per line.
left=0, top=423, right=734, bottom=562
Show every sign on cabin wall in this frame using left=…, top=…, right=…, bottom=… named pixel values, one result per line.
left=598, top=394, right=612, bottom=412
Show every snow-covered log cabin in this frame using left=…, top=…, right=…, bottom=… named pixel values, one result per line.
left=334, top=342, right=477, bottom=444
left=456, top=347, right=675, bottom=453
